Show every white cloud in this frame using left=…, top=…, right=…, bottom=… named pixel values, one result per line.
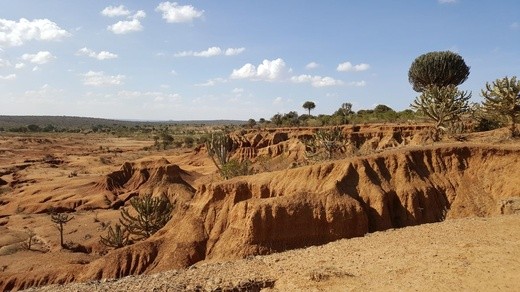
left=117, top=90, right=181, bottom=102
left=291, top=74, right=344, bottom=87
left=107, top=19, right=143, bottom=34
left=15, top=62, right=25, bottom=69
left=511, top=22, right=519, bottom=30
left=305, top=62, right=319, bottom=70
left=231, top=63, right=256, bottom=79
left=21, top=51, right=55, bottom=64
left=32, top=66, right=40, bottom=72
left=231, top=58, right=288, bottom=81
left=438, top=0, right=457, bottom=3
left=346, top=80, right=367, bottom=87
left=225, top=47, right=245, bottom=56
left=133, top=10, right=147, bottom=19
left=0, top=73, right=16, bottom=80
left=24, top=84, right=64, bottom=98
left=76, top=47, right=118, bottom=60
left=273, top=96, right=283, bottom=105
left=174, top=46, right=244, bottom=57
left=337, top=61, right=370, bottom=72
left=0, top=58, right=11, bottom=67
left=82, top=71, right=125, bottom=86
left=194, top=46, right=221, bottom=57
left=101, top=5, right=131, bottom=17
left=0, top=18, right=71, bottom=47
left=195, top=77, right=227, bottom=86
left=156, top=2, right=204, bottom=23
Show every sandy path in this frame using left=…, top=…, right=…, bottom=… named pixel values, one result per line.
left=28, top=214, right=520, bottom=291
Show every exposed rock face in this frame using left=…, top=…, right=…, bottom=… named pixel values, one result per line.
left=228, top=124, right=434, bottom=163
left=94, top=158, right=195, bottom=208
left=2, top=144, right=520, bottom=290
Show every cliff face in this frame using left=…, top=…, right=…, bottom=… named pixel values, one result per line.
left=3, top=142, right=520, bottom=290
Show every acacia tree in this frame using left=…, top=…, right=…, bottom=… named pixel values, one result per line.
left=481, top=76, right=520, bottom=137
left=302, top=101, right=316, bottom=116
left=411, top=85, right=471, bottom=136
left=408, top=51, right=470, bottom=92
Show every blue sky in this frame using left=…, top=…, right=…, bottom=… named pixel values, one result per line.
left=0, top=0, right=519, bottom=120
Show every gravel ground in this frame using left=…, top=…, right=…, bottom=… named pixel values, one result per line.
left=25, top=214, right=520, bottom=292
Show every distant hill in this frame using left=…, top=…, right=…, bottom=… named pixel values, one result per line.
left=0, top=115, right=245, bottom=130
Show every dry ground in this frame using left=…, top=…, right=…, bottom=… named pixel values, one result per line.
left=0, top=129, right=519, bottom=291
left=29, top=214, right=520, bottom=291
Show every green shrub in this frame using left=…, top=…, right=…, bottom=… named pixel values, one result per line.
left=120, top=194, right=173, bottom=240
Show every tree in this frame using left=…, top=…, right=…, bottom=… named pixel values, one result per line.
left=271, top=113, right=283, bottom=126
left=247, top=118, right=256, bottom=128
left=339, top=102, right=353, bottom=124
left=120, top=194, right=173, bottom=240
left=302, top=101, right=316, bottom=116
left=205, top=132, right=231, bottom=177
left=481, top=76, right=520, bottom=137
left=304, top=127, right=346, bottom=160
left=408, top=51, right=470, bottom=92
left=50, top=212, right=74, bottom=248
left=373, top=104, right=394, bottom=113
left=411, top=85, right=471, bottom=137
left=100, top=223, right=130, bottom=249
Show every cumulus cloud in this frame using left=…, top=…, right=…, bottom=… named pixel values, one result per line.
left=291, top=74, right=343, bottom=87
left=15, top=62, right=25, bottom=69
left=82, top=71, right=125, bottom=86
left=76, top=47, right=118, bottom=60
left=0, top=73, right=16, bottom=80
left=107, top=19, right=143, bottom=34
left=21, top=51, right=55, bottom=64
left=174, top=46, right=244, bottom=57
left=101, top=5, right=131, bottom=17
left=225, top=47, right=245, bottom=56
left=156, top=2, right=204, bottom=23
left=231, top=58, right=288, bottom=81
left=104, top=6, right=146, bottom=34
left=132, top=10, right=147, bottom=19
left=305, top=62, right=319, bottom=70
left=0, top=18, right=71, bottom=47
left=337, top=61, right=370, bottom=72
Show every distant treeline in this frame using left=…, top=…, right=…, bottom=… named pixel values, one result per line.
left=0, top=116, right=244, bottom=133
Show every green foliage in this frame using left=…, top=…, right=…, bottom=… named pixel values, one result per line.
left=408, top=51, right=470, bottom=92
left=120, top=194, right=173, bottom=240
left=411, top=85, right=471, bottom=138
left=481, top=76, right=520, bottom=137
left=205, top=132, right=231, bottom=177
left=302, top=101, right=316, bottom=115
left=100, top=223, right=130, bottom=249
left=50, top=211, right=74, bottom=248
left=373, top=104, right=394, bottom=113
left=220, top=159, right=251, bottom=179
left=247, top=118, right=257, bottom=128
left=305, top=127, right=346, bottom=160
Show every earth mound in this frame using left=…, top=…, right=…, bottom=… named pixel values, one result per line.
left=2, top=143, right=518, bottom=290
